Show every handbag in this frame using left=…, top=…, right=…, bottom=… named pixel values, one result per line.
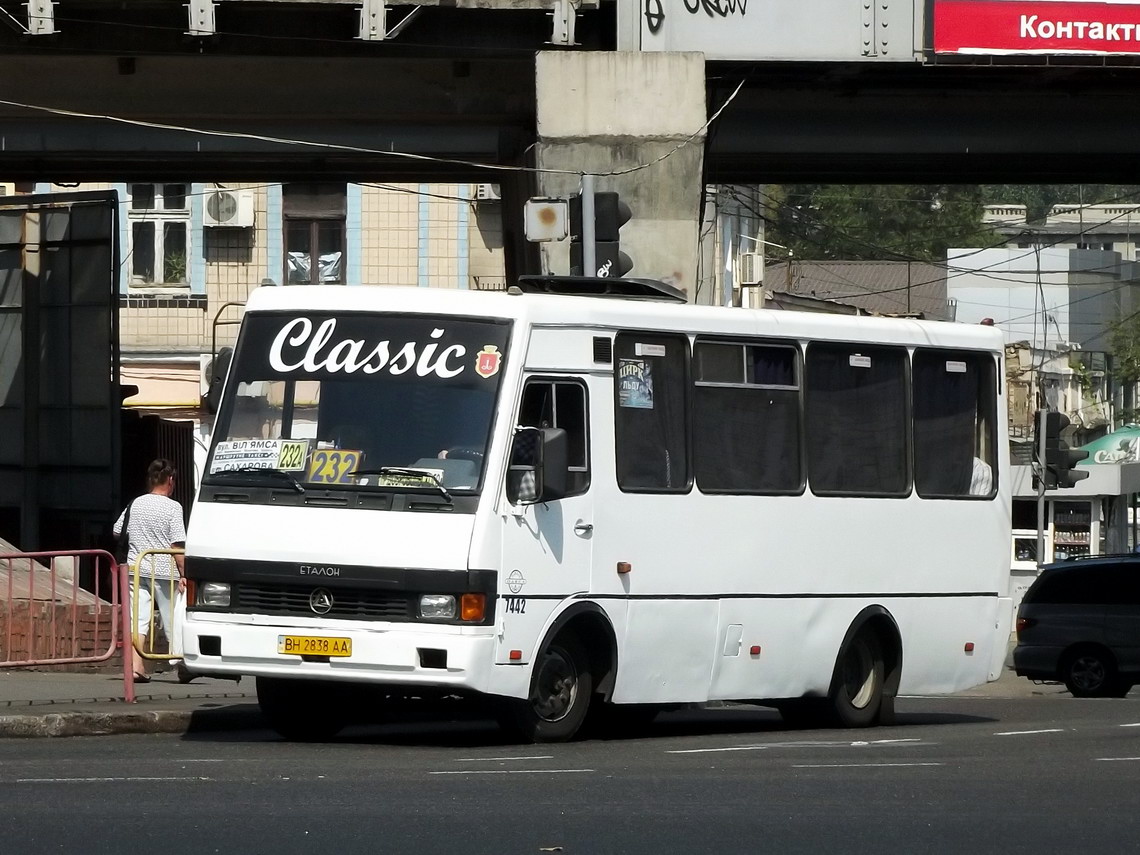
left=114, top=499, right=135, bottom=564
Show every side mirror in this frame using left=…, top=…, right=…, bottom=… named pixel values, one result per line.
left=506, top=426, right=568, bottom=504
left=204, top=346, right=233, bottom=415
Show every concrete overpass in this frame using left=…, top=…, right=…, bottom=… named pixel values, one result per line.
left=3, top=0, right=1140, bottom=280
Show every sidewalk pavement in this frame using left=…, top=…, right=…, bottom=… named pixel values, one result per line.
left=0, top=659, right=1071, bottom=739
left=0, top=668, right=263, bottom=738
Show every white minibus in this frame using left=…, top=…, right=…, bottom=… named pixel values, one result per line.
left=183, top=276, right=1012, bottom=742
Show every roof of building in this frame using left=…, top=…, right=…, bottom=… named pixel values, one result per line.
left=763, top=261, right=950, bottom=320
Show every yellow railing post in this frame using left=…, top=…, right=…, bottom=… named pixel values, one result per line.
left=130, top=547, right=186, bottom=661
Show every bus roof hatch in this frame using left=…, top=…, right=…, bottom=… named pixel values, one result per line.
left=515, top=275, right=687, bottom=304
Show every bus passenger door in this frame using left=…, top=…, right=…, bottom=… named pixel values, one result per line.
left=498, top=378, right=593, bottom=664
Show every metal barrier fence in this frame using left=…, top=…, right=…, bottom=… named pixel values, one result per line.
left=129, top=548, right=186, bottom=669
left=1, top=549, right=134, bottom=700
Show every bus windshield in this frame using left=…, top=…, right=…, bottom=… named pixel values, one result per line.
left=204, top=311, right=511, bottom=492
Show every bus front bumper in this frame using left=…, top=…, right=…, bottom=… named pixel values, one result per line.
left=182, top=612, right=500, bottom=693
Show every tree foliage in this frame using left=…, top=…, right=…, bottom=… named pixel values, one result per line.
left=762, top=185, right=996, bottom=262
left=1110, top=314, right=1140, bottom=387
left=762, top=184, right=1140, bottom=263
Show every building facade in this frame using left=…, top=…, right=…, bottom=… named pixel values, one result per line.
left=25, top=180, right=507, bottom=491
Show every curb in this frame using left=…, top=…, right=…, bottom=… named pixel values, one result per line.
left=0, top=704, right=265, bottom=739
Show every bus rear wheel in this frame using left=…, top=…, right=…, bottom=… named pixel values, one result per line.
left=256, top=676, right=348, bottom=742
left=501, top=635, right=593, bottom=743
left=828, top=631, right=885, bottom=728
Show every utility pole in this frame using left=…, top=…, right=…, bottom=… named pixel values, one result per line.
left=1036, top=408, right=1047, bottom=571
left=580, top=174, right=596, bottom=278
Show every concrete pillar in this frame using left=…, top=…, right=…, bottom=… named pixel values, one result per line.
left=534, top=51, right=706, bottom=299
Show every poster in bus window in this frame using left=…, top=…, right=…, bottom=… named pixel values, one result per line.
left=618, top=358, right=654, bottom=409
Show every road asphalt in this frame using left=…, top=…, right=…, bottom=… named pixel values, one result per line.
left=0, top=643, right=1073, bottom=739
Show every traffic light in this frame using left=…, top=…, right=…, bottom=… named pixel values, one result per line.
left=569, top=191, right=633, bottom=278
left=1034, top=410, right=1090, bottom=489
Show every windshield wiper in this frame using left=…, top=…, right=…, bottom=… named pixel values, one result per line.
left=210, top=466, right=306, bottom=494
left=349, top=467, right=452, bottom=503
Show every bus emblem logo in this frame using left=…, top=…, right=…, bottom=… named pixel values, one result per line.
left=475, top=345, right=502, bottom=379
left=507, top=570, right=526, bottom=593
left=309, top=588, right=334, bottom=615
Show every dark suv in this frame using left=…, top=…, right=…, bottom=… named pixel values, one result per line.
left=1013, top=556, right=1140, bottom=698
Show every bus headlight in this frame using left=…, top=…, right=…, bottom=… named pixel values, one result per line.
left=198, top=582, right=231, bottom=607
left=419, top=594, right=456, bottom=619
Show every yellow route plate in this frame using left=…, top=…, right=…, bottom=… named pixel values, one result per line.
left=277, top=635, right=352, bottom=657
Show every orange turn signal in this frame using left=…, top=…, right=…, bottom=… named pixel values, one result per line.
left=461, top=593, right=486, bottom=622
left=184, top=579, right=196, bottom=606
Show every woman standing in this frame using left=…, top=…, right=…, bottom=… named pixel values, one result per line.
left=113, top=459, right=187, bottom=683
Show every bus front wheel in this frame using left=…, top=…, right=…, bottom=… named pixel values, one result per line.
left=501, top=635, right=593, bottom=743
left=828, top=631, right=885, bottom=728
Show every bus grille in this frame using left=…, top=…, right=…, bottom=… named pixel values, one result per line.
left=234, top=583, right=411, bottom=620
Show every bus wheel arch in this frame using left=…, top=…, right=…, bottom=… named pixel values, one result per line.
left=501, top=602, right=617, bottom=743
left=828, top=606, right=903, bottom=728
left=542, top=602, right=619, bottom=700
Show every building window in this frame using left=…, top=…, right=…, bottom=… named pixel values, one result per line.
left=128, top=183, right=189, bottom=287
left=283, top=183, right=346, bottom=285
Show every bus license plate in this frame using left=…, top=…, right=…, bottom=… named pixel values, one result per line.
left=277, top=635, right=352, bottom=657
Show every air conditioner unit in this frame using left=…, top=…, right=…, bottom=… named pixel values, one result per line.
left=739, top=251, right=763, bottom=286
left=0, top=183, right=13, bottom=197
left=204, top=189, right=255, bottom=228
left=474, top=184, right=501, bottom=202
left=199, top=353, right=213, bottom=399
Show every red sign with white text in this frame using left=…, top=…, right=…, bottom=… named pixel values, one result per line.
left=934, top=0, right=1140, bottom=54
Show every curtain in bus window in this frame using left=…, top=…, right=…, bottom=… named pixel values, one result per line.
left=695, top=387, right=800, bottom=492
left=806, top=344, right=907, bottom=495
left=693, top=341, right=801, bottom=494
left=615, top=333, right=689, bottom=491
left=913, top=350, right=995, bottom=498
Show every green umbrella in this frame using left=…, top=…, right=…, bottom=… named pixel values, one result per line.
left=1078, top=425, right=1140, bottom=464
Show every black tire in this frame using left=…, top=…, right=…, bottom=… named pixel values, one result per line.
left=827, top=631, right=885, bottom=728
left=1061, top=648, right=1121, bottom=698
left=501, top=635, right=593, bottom=743
left=256, top=677, right=348, bottom=741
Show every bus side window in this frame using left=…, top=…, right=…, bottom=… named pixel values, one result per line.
left=614, top=333, right=690, bottom=493
left=518, top=380, right=590, bottom=497
left=912, top=349, right=997, bottom=499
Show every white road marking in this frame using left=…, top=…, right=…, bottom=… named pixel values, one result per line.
left=429, top=769, right=593, bottom=775
left=454, top=755, right=555, bottom=762
left=851, top=739, right=922, bottom=746
left=994, top=729, right=1064, bottom=736
left=793, top=763, right=943, bottom=769
left=16, top=776, right=211, bottom=783
left=668, top=737, right=924, bottom=755
left=1120, top=723, right=1140, bottom=728
left=1095, top=757, right=1140, bottom=762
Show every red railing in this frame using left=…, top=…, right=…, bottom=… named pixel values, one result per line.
left=0, top=549, right=135, bottom=703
